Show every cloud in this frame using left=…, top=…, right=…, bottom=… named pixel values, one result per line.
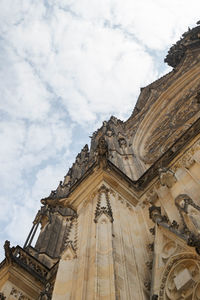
left=0, top=0, right=200, bottom=260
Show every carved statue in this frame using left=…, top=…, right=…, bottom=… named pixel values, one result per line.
left=159, top=168, right=177, bottom=188
left=149, top=205, right=162, bottom=223
left=33, top=205, right=51, bottom=229
left=4, top=240, right=12, bottom=264
left=118, top=137, right=127, bottom=148
left=96, top=136, right=108, bottom=168
left=175, top=194, right=200, bottom=235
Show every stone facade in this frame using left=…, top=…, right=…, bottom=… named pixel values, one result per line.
left=1, top=22, right=200, bottom=299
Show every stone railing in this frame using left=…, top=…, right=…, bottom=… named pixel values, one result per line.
left=12, top=246, right=49, bottom=281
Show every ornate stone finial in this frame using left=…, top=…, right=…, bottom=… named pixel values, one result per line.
left=149, top=205, right=162, bottom=223
left=96, top=136, right=108, bottom=168
left=159, top=168, right=177, bottom=188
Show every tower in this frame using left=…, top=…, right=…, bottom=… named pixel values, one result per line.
left=1, top=22, right=200, bottom=299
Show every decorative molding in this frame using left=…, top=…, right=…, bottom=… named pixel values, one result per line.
left=94, top=185, right=113, bottom=223
left=61, top=213, right=78, bottom=258
left=172, top=140, right=200, bottom=171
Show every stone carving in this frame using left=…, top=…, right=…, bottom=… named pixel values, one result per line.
left=149, top=205, right=162, bottom=223
left=0, top=293, right=6, bottom=300
left=94, top=185, right=113, bottom=223
left=169, top=220, right=179, bottom=230
left=149, top=227, right=155, bottom=235
left=61, top=214, right=78, bottom=255
left=40, top=113, right=200, bottom=206
left=105, top=124, right=115, bottom=137
left=187, top=233, right=200, bottom=255
left=161, top=240, right=177, bottom=261
left=39, top=282, right=52, bottom=300
left=165, top=23, right=200, bottom=67
left=193, top=281, right=200, bottom=300
left=96, top=136, right=108, bottom=168
left=196, top=90, right=200, bottom=103
left=10, top=287, right=30, bottom=299
left=144, top=280, right=151, bottom=291
left=173, top=139, right=200, bottom=171
left=147, top=243, right=154, bottom=252
left=145, top=189, right=158, bottom=204
left=118, top=137, right=127, bottom=148
left=175, top=194, right=200, bottom=235
left=62, top=242, right=77, bottom=260
left=141, top=82, right=200, bottom=164
left=159, top=168, right=177, bottom=188
left=13, top=246, right=49, bottom=279
left=33, top=205, right=51, bottom=229
left=145, top=260, right=153, bottom=270
left=4, top=240, right=13, bottom=264
left=164, top=259, right=200, bottom=299
left=42, top=143, right=92, bottom=203
left=159, top=254, right=200, bottom=299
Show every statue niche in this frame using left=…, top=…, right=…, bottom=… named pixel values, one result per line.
left=175, top=194, right=200, bottom=235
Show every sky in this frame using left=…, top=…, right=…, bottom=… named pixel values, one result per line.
left=0, top=0, right=200, bottom=260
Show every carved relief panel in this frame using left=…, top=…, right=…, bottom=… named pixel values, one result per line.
left=159, top=254, right=200, bottom=300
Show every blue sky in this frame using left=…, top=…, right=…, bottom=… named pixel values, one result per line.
left=0, top=0, right=200, bottom=260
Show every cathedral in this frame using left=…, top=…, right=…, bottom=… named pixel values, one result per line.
left=1, top=22, right=200, bottom=300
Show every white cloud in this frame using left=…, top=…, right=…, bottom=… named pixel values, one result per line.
left=0, top=0, right=200, bottom=260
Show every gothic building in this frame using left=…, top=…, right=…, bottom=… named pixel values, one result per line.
left=1, top=22, right=200, bottom=300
